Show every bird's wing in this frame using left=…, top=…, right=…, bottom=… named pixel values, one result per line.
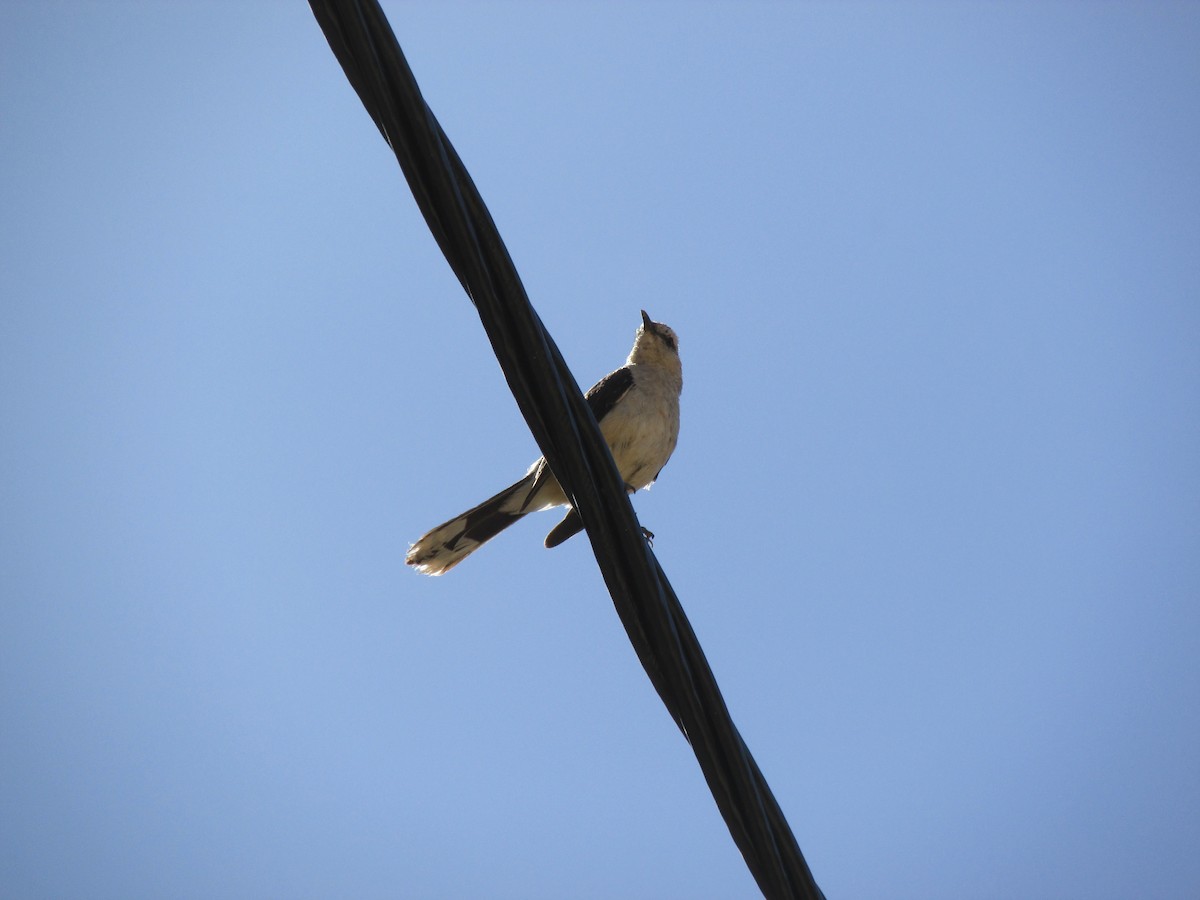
left=584, top=365, right=635, bottom=422
left=522, top=366, right=635, bottom=511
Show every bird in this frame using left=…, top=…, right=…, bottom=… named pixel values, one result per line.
left=406, top=310, right=682, bottom=575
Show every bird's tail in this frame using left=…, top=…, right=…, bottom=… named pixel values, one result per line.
left=405, top=474, right=537, bottom=576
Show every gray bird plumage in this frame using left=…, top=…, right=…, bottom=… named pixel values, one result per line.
left=406, top=311, right=682, bottom=575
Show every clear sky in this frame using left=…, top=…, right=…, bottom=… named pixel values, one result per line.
left=2, top=2, right=1198, bottom=898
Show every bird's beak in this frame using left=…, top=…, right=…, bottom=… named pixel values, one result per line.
left=640, top=310, right=653, bottom=330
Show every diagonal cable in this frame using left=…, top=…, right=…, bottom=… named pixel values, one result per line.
left=308, top=3, right=825, bottom=896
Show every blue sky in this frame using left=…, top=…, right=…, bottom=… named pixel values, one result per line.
left=2, top=2, right=1198, bottom=898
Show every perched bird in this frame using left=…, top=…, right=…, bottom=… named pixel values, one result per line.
left=406, top=310, right=682, bottom=575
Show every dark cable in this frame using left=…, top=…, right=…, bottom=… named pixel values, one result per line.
left=308, top=3, right=825, bottom=897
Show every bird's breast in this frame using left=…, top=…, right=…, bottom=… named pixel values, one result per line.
left=600, top=374, right=680, bottom=490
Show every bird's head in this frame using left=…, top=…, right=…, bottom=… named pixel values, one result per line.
left=629, top=310, right=681, bottom=373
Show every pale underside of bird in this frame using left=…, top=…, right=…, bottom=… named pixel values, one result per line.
left=406, top=311, right=682, bottom=575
